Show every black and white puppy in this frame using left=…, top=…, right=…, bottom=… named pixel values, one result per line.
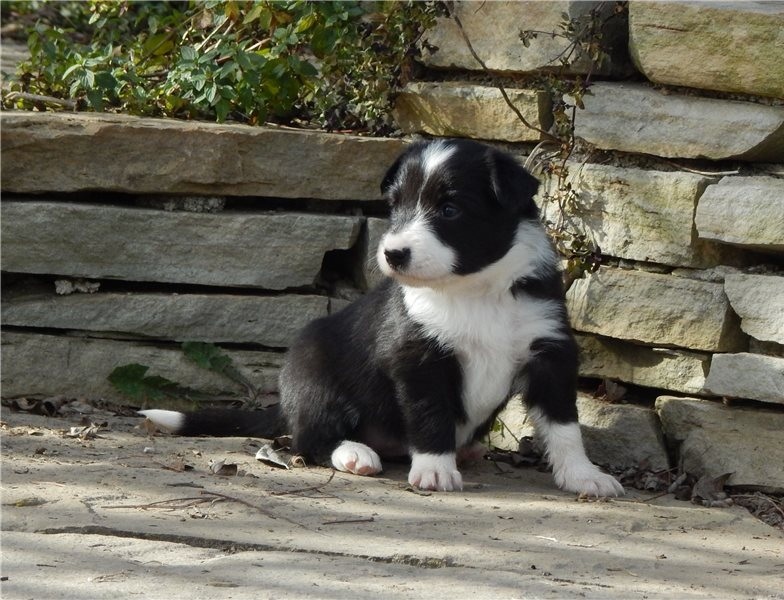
left=141, top=139, right=623, bottom=496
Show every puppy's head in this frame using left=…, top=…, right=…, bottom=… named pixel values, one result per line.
left=377, top=139, right=541, bottom=287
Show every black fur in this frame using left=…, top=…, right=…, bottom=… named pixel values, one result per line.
left=149, top=139, right=586, bottom=483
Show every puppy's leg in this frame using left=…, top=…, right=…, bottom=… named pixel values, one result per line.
left=522, top=337, right=624, bottom=497
left=393, top=344, right=464, bottom=492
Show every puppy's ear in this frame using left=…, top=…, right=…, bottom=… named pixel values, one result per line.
left=486, top=148, right=540, bottom=218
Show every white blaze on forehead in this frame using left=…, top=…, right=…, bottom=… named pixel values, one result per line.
left=422, top=141, right=456, bottom=180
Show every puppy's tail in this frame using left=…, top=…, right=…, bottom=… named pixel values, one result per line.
left=138, top=405, right=285, bottom=438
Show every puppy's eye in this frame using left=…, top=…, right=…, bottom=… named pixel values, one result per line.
left=438, top=202, right=461, bottom=220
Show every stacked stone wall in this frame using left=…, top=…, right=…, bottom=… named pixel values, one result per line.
left=1, top=1, right=782, bottom=489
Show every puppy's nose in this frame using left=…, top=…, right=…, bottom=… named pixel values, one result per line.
left=384, top=247, right=411, bottom=270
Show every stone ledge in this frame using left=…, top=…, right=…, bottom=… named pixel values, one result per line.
left=573, top=82, right=784, bottom=162
left=1, top=291, right=328, bottom=348
left=724, top=273, right=784, bottom=345
left=421, top=1, right=630, bottom=76
left=629, top=1, right=784, bottom=99
left=695, top=176, right=784, bottom=252
left=0, top=332, right=284, bottom=403
left=0, top=200, right=361, bottom=290
left=538, top=162, right=731, bottom=268
left=566, top=268, right=746, bottom=353
left=393, top=82, right=551, bottom=142
left=0, top=111, right=406, bottom=199
left=490, top=394, right=669, bottom=471
left=576, top=334, right=710, bottom=396
left=704, top=353, right=784, bottom=405
left=656, top=396, right=784, bottom=492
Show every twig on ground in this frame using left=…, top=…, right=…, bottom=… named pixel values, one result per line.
left=269, top=470, right=336, bottom=496
left=322, top=517, right=375, bottom=525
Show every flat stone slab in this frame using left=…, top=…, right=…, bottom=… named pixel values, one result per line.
left=724, top=274, right=784, bottom=345
left=574, top=82, right=784, bottom=162
left=538, top=163, right=727, bottom=268
left=576, top=395, right=669, bottom=472
left=2, top=409, right=782, bottom=599
left=420, top=1, right=630, bottom=76
left=394, top=81, right=551, bottom=142
left=0, top=332, right=283, bottom=403
left=492, top=394, right=669, bottom=471
left=0, top=112, right=406, bottom=199
left=2, top=290, right=328, bottom=348
left=566, top=268, right=746, bottom=352
left=656, top=396, right=784, bottom=491
left=628, top=1, right=784, bottom=98
left=696, top=177, right=784, bottom=252
left=1, top=200, right=361, bottom=290
left=576, top=334, right=710, bottom=396
left=704, top=353, right=784, bottom=405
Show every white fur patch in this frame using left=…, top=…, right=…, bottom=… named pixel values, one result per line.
left=401, top=222, right=566, bottom=447
left=408, top=452, right=463, bottom=491
left=422, top=140, right=456, bottom=179
left=530, top=409, right=624, bottom=497
left=377, top=210, right=457, bottom=283
left=331, top=441, right=383, bottom=476
left=138, top=409, right=185, bottom=432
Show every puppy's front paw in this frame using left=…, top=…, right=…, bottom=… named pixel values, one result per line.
left=408, top=452, right=462, bottom=492
left=331, top=441, right=382, bottom=476
left=555, top=460, right=624, bottom=497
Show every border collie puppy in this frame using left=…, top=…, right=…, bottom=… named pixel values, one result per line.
left=141, top=139, right=623, bottom=497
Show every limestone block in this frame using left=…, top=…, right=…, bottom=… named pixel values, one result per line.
left=576, top=394, right=669, bottom=471
left=576, top=334, right=710, bottom=395
left=421, top=1, right=630, bottom=76
left=489, top=394, right=669, bottom=471
left=629, top=1, right=784, bottom=99
left=704, top=353, right=784, bottom=405
left=0, top=200, right=361, bottom=290
left=723, top=274, right=784, bottom=345
left=1, top=292, right=328, bottom=348
left=0, top=112, right=406, bottom=199
left=573, top=82, right=784, bottom=162
left=0, top=332, right=283, bottom=403
left=566, top=268, right=746, bottom=352
left=656, top=396, right=784, bottom=491
left=539, top=163, right=726, bottom=268
left=695, top=177, right=784, bottom=252
left=393, top=82, right=551, bottom=142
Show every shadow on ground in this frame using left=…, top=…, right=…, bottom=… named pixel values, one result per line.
left=1, top=406, right=782, bottom=599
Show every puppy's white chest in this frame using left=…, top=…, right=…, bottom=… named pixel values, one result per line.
left=404, top=287, right=561, bottom=445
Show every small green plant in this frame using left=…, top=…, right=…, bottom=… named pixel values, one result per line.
left=4, top=0, right=440, bottom=133
left=108, top=342, right=259, bottom=407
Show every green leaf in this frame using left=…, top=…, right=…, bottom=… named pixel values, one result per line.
left=86, top=88, right=105, bottom=111
left=94, top=71, right=118, bottom=90
left=182, top=342, right=232, bottom=373
left=180, top=45, right=197, bottom=62
left=108, top=363, right=178, bottom=403
left=243, top=3, right=267, bottom=25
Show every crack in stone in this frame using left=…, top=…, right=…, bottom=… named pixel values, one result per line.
left=36, top=525, right=458, bottom=570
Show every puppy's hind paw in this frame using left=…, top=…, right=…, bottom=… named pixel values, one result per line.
left=331, top=441, right=382, bottom=476
left=555, top=461, right=624, bottom=498
left=408, top=452, right=463, bottom=492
